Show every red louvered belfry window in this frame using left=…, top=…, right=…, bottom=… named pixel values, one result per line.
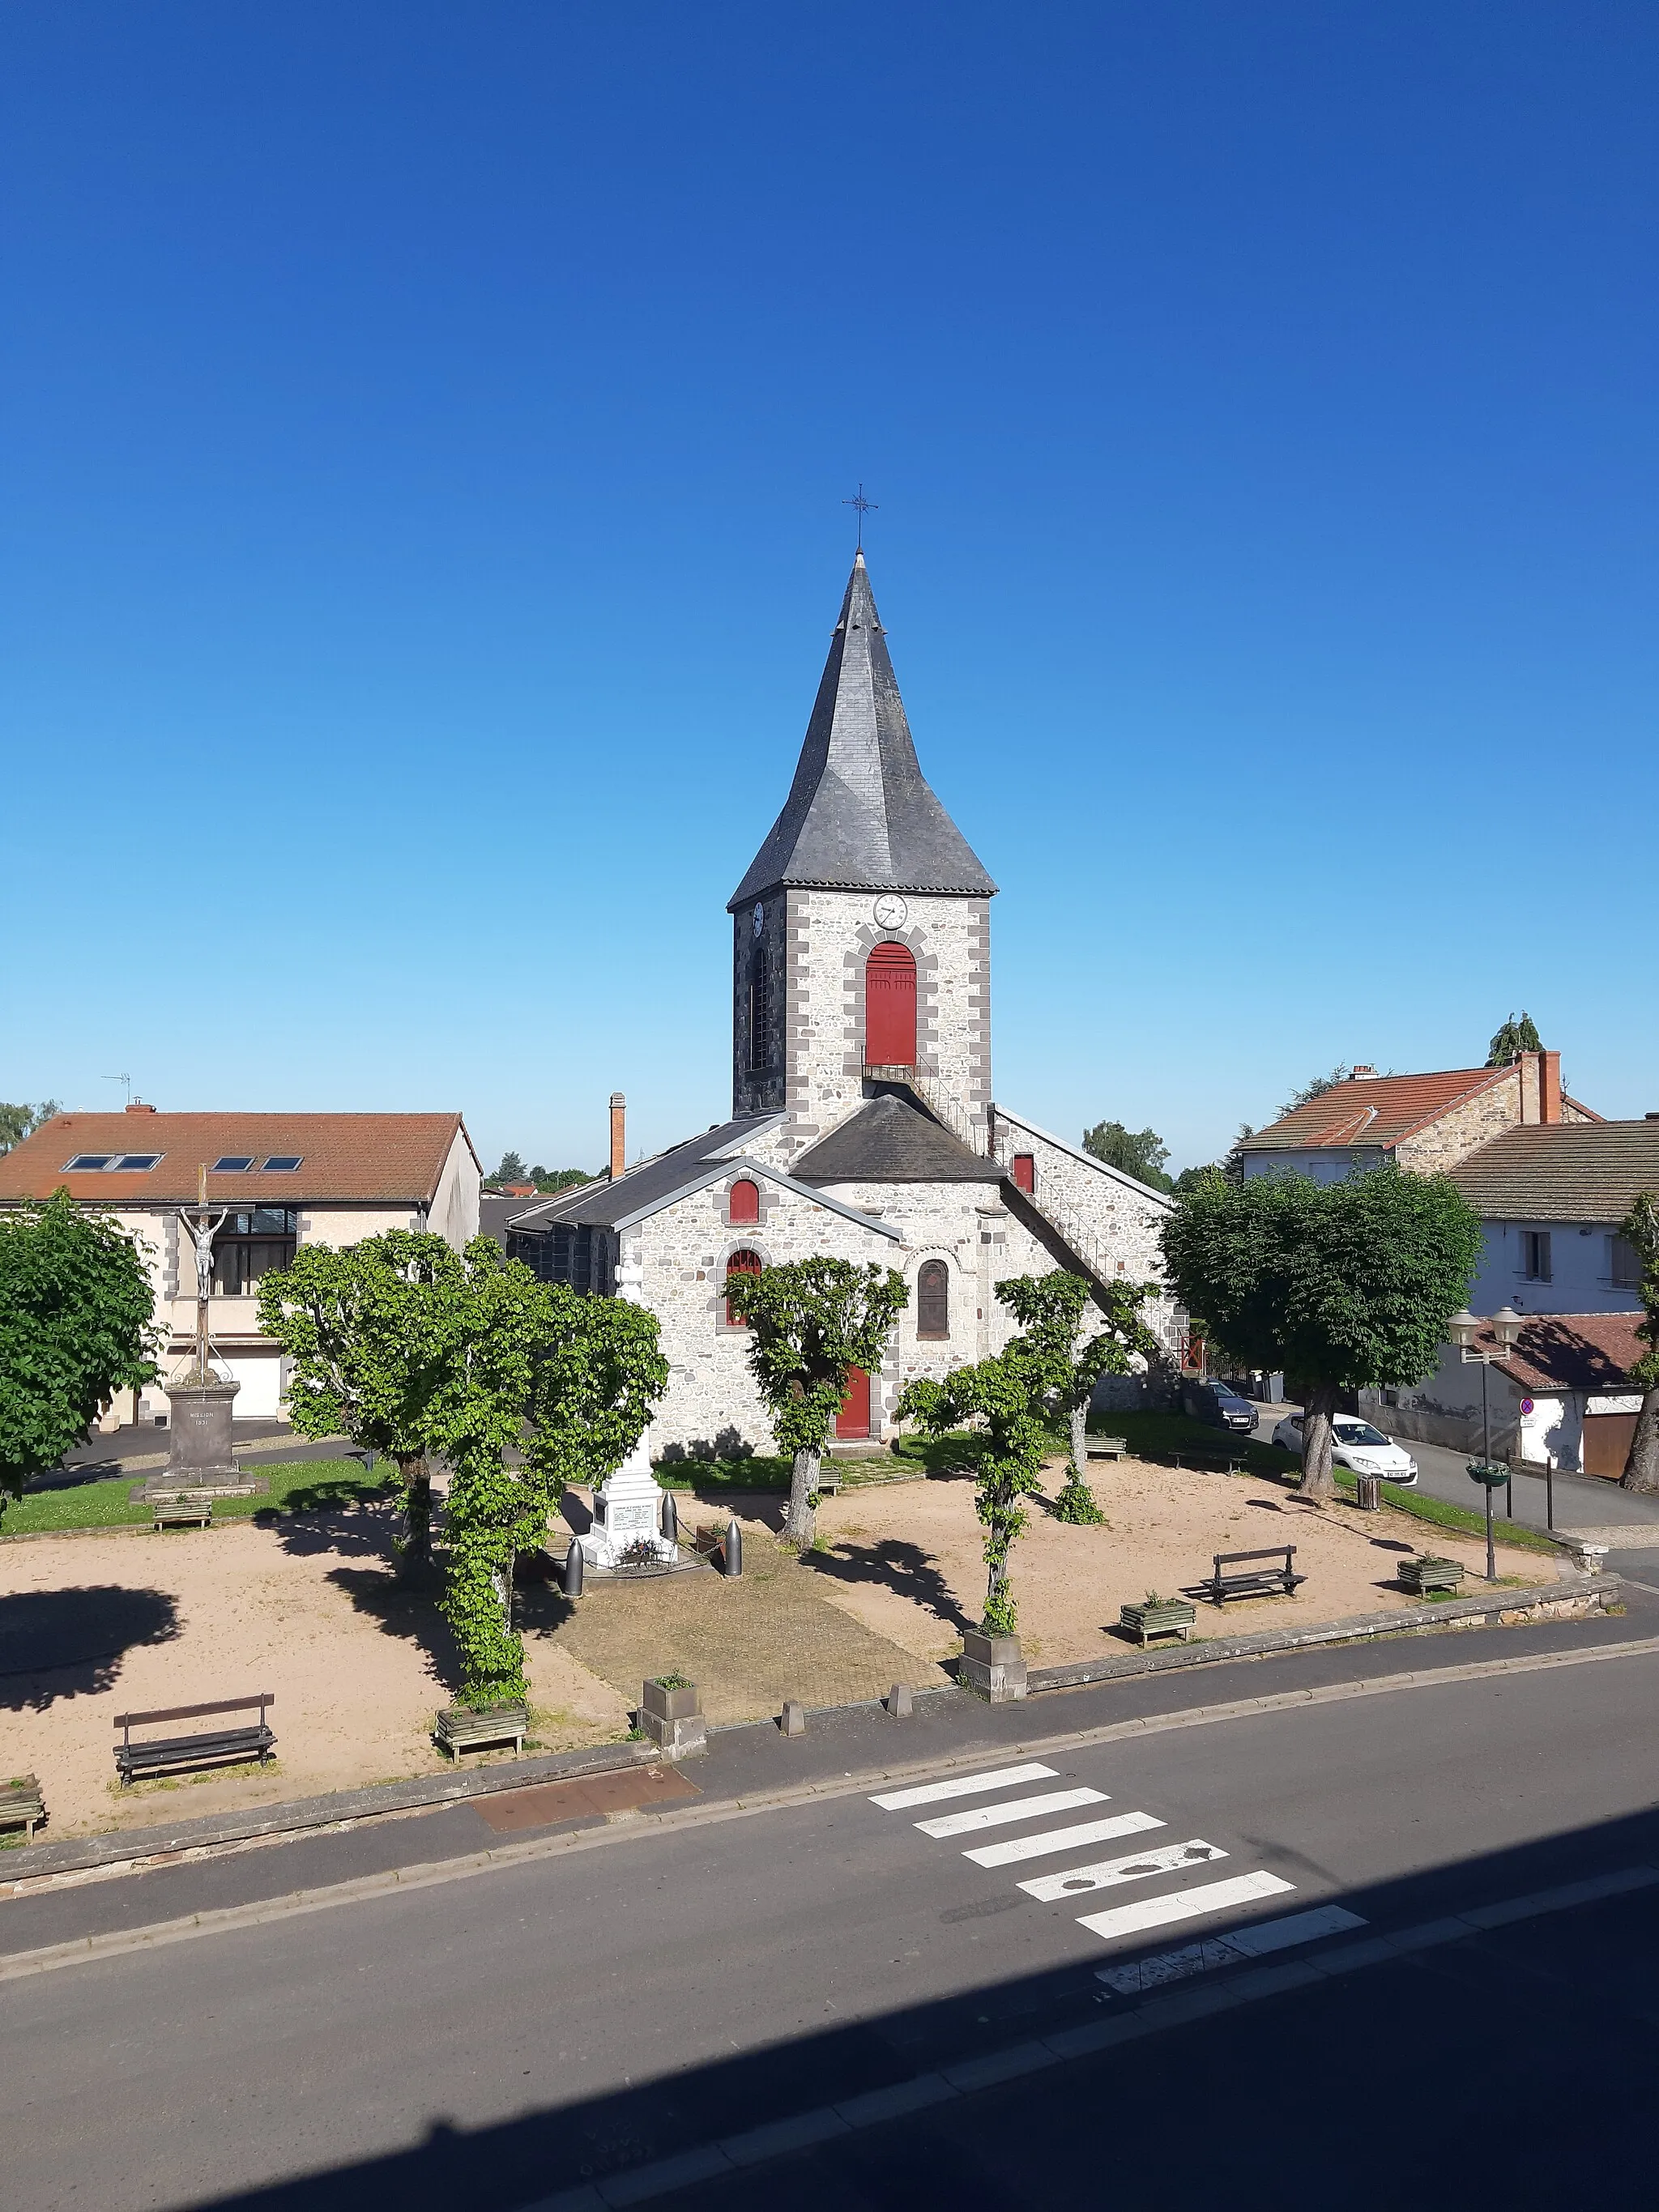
left=725, top=1247, right=763, bottom=1326
left=728, top=1178, right=759, bottom=1225
left=865, top=942, right=917, bottom=1067
left=1011, top=1153, right=1035, bottom=1195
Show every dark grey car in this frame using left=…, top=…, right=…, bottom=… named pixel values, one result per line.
left=1181, top=1379, right=1257, bottom=1433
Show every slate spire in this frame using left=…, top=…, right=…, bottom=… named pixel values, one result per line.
left=729, top=553, right=996, bottom=908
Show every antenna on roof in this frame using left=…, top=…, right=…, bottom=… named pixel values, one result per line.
left=102, top=1073, right=134, bottom=1106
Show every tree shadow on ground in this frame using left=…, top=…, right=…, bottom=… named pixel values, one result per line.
left=257, top=1493, right=402, bottom=1561
left=322, top=1565, right=466, bottom=1697
left=802, top=1537, right=975, bottom=1635
left=0, top=1587, right=181, bottom=1711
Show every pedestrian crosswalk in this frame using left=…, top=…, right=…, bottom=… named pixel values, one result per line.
left=870, top=1758, right=1362, bottom=1983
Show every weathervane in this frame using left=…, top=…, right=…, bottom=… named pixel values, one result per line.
left=842, top=482, right=878, bottom=550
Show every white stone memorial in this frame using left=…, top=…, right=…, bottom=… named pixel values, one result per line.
left=577, top=1249, right=677, bottom=1569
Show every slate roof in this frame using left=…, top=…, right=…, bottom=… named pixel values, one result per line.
left=791, top=1094, right=1003, bottom=1186
left=0, top=1111, right=474, bottom=1207
left=1463, top=1312, right=1649, bottom=1395
left=509, top=1118, right=783, bottom=1230
left=729, top=553, right=996, bottom=907
left=1450, top=1122, right=1659, bottom=1221
left=1240, top=1068, right=1512, bottom=1153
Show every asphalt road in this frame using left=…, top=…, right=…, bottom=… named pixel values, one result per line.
left=6, top=1640, right=1659, bottom=2212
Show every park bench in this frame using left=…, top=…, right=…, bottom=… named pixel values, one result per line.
left=1170, top=1449, right=1247, bottom=1475
left=151, top=1498, right=215, bottom=1531
left=433, top=1703, right=527, bottom=1759
left=0, top=1775, right=45, bottom=1842
left=1198, top=1545, right=1305, bottom=1605
left=1086, top=1437, right=1128, bottom=1461
left=113, top=1694, right=275, bottom=1785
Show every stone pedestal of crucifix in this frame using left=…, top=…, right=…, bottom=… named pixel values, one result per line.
left=577, top=1246, right=676, bottom=1570
left=160, top=1170, right=241, bottom=1488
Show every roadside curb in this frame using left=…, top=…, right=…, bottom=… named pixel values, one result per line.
left=1026, top=1575, right=1619, bottom=1691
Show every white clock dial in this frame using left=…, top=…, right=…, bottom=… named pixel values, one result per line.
left=872, top=894, right=908, bottom=930
left=752, top=903, right=765, bottom=937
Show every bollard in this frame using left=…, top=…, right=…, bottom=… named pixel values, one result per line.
left=781, top=1699, right=806, bottom=1737
left=661, top=1491, right=679, bottom=1546
left=886, top=1682, right=913, bottom=1719
left=561, top=1541, right=584, bottom=1598
left=724, top=1517, right=744, bottom=1577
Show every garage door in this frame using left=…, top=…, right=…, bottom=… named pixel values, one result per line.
left=1583, top=1413, right=1639, bottom=1479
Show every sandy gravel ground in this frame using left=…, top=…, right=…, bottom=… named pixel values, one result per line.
left=0, top=1502, right=628, bottom=1840
left=805, top=1459, right=1550, bottom=1665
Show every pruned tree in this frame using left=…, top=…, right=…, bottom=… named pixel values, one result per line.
left=1160, top=1166, right=1482, bottom=1501
left=1081, top=1121, right=1173, bottom=1193
left=1618, top=1193, right=1659, bottom=1494
left=524, top=1287, right=668, bottom=1503
left=257, top=1230, right=486, bottom=1578
left=0, top=1192, right=159, bottom=1516
left=995, top=1272, right=1160, bottom=1521
left=723, top=1256, right=909, bottom=1546
left=1486, top=1012, right=1543, bottom=1068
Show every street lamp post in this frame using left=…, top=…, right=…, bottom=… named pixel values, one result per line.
left=1448, top=1306, right=1527, bottom=1579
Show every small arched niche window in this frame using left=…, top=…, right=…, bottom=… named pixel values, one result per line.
left=725, top=1247, right=763, bottom=1327
left=1011, top=1153, right=1035, bottom=1196
left=916, top=1259, right=949, bottom=1340
left=864, top=941, right=917, bottom=1067
left=727, top=1178, right=760, bottom=1225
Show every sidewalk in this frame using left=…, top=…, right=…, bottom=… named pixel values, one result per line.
left=2, top=1573, right=1653, bottom=1963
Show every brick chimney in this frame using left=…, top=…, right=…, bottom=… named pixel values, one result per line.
left=125, top=1100, right=157, bottom=1114
left=1540, top=1050, right=1562, bottom=1124
left=1518, top=1051, right=1541, bottom=1124
left=609, top=1093, right=626, bottom=1182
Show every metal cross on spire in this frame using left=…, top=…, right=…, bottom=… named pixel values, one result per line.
left=842, top=482, right=878, bottom=550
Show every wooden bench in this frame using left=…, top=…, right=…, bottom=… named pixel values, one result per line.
left=113, top=1695, right=275, bottom=1785
left=1087, top=1437, right=1128, bottom=1461
left=0, top=1775, right=45, bottom=1842
left=1199, top=1546, right=1305, bottom=1605
left=433, top=1703, right=527, bottom=1759
left=1171, top=1449, right=1247, bottom=1475
left=151, top=1498, right=215, bottom=1530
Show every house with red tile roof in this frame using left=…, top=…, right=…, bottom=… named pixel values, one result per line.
left=0, top=1106, right=480, bottom=1420
left=1239, top=1051, right=1600, bottom=1184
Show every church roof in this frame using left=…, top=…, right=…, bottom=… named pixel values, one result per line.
left=791, top=1093, right=1003, bottom=1186
left=728, top=553, right=996, bottom=909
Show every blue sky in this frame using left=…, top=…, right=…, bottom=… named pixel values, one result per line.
left=2, top=3, right=1654, bottom=1177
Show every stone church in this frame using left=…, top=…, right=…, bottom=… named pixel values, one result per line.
left=509, top=552, right=1175, bottom=1460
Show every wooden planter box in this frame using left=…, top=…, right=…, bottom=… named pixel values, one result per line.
left=433, top=1702, right=527, bottom=1758
left=1398, top=1555, right=1466, bottom=1596
left=1119, top=1600, right=1197, bottom=1648
left=640, top=1678, right=706, bottom=1759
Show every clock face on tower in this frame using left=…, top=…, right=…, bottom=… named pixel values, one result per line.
left=872, top=893, right=908, bottom=930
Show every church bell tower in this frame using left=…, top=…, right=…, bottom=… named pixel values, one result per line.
left=728, top=554, right=996, bottom=1163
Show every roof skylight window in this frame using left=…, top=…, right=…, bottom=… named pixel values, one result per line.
left=114, top=1154, right=162, bottom=1171
left=62, top=1152, right=164, bottom=1171
left=213, top=1156, right=254, bottom=1172
left=262, top=1156, right=303, bottom=1172
left=65, top=1154, right=114, bottom=1170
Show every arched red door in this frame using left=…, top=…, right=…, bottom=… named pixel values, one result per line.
left=865, top=943, right=916, bottom=1066
left=836, top=1365, right=871, bottom=1438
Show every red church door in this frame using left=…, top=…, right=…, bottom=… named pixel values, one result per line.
left=836, top=1366, right=871, bottom=1438
left=864, top=943, right=917, bottom=1066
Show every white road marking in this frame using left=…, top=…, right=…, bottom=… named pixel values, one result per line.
left=1077, top=1869, right=1295, bottom=1941
left=1018, top=1839, right=1226, bottom=1902
left=916, top=1788, right=1107, bottom=1839
left=869, top=1763, right=1059, bottom=1811
left=1095, top=1903, right=1369, bottom=1994
left=963, top=1811, right=1164, bottom=1868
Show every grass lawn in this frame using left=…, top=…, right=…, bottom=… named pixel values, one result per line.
left=2, top=1459, right=390, bottom=1536
left=653, top=1428, right=991, bottom=1493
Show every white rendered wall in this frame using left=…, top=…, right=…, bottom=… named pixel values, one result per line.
left=1465, top=1220, right=1644, bottom=1318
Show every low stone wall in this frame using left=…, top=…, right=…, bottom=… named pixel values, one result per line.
left=1026, top=1575, right=1618, bottom=1693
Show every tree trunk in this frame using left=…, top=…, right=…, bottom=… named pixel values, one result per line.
left=1299, top=1381, right=1341, bottom=1502
left=1068, top=1403, right=1087, bottom=1479
left=784, top=1447, right=821, bottom=1547
left=1620, top=1386, right=1659, bottom=1493
left=397, top=1453, right=433, bottom=1580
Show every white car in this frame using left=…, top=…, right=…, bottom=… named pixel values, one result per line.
left=1270, top=1413, right=1418, bottom=1485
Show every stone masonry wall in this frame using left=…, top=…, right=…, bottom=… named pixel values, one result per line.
left=773, top=888, right=992, bottom=1165
left=1396, top=1068, right=1520, bottom=1176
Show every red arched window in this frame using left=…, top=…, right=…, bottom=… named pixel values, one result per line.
left=724, top=1247, right=763, bottom=1326
left=727, top=1178, right=759, bottom=1225
left=917, top=1259, right=949, bottom=1339
left=1011, top=1153, right=1035, bottom=1195
left=865, top=941, right=917, bottom=1067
